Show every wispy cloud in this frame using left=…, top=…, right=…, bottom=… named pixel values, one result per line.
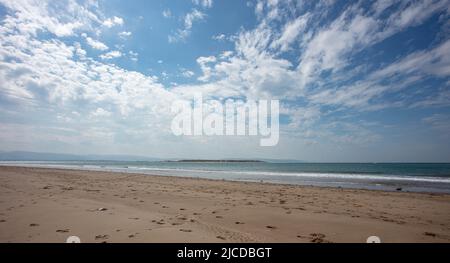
left=99, top=50, right=122, bottom=60
left=102, top=16, right=124, bottom=28
left=84, top=35, right=109, bottom=50
left=192, top=0, right=213, bottom=9
left=118, top=31, right=132, bottom=39
left=168, top=9, right=206, bottom=43
left=162, top=9, right=172, bottom=18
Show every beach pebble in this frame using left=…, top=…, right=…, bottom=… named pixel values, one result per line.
left=98, top=207, right=108, bottom=211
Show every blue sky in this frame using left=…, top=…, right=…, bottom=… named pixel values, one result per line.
left=0, top=0, right=449, bottom=162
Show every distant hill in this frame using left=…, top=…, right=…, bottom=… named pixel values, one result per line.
left=0, top=151, right=159, bottom=161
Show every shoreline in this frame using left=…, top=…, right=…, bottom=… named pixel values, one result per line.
left=1, top=165, right=450, bottom=243
left=1, top=163, right=449, bottom=194
left=0, top=164, right=420, bottom=194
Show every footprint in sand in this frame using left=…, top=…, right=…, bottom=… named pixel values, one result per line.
left=128, top=233, right=139, bottom=238
left=95, top=234, right=109, bottom=240
left=56, top=229, right=69, bottom=233
left=235, top=221, right=245, bottom=225
left=424, top=232, right=437, bottom=237
left=216, top=236, right=226, bottom=240
left=309, top=233, right=329, bottom=243
left=29, top=223, right=39, bottom=227
left=266, top=225, right=277, bottom=229
left=179, top=229, right=192, bottom=232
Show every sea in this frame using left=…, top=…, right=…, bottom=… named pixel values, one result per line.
left=1, top=161, right=450, bottom=194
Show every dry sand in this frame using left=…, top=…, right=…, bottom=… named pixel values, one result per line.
left=0, top=165, right=449, bottom=243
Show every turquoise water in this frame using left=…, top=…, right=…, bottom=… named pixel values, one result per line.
left=2, top=161, right=450, bottom=193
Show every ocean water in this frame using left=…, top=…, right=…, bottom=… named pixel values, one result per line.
left=2, top=161, right=450, bottom=193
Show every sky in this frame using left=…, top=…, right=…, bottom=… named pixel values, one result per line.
left=0, top=0, right=449, bottom=162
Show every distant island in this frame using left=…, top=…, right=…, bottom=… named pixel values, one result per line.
left=171, top=160, right=265, bottom=163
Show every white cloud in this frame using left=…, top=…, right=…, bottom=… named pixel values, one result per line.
left=297, top=12, right=379, bottom=88
left=197, top=56, right=216, bottom=64
left=118, top=31, right=132, bottom=39
left=0, top=31, right=177, bottom=120
left=412, top=89, right=450, bottom=108
left=171, top=0, right=449, bottom=117
left=212, top=34, right=226, bottom=41
left=271, top=14, right=309, bottom=52
left=305, top=38, right=450, bottom=111
left=167, top=0, right=450, bottom=112
left=196, top=56, right=216, bottom=82
left=386, top=0, right=449, bottom=32
left=162, top=9, right=172, bottom=18
left=255, top=1, right=264, bottom=17
left=219, top=51, right=233, bottom=59
left=85, top=36, right=109, bottom=51
left=423, top=114, right=450, bottom=136
left=129, top=50, right=138, bottom=62
left=74, top=42, right=87, bottom=59
left=168, top=9, right=205, bottom=43
left=285, top=106, right=321, bottom=130
left=102, top=16, right=124, bottom=28
left=99, top=50, right=122, bottom=60
left=296, top=0, right=449, bottom=92
left=0, top=0, right=100, bottom=37
left=184, top=9, right=205, bottom=29
left=371, top=40, right=450, bottom=79
left=181, top=69, right=195, bottom=78
left=192, top=0, right=213, bottom=8
left=90, top=107, right=112, bottom=118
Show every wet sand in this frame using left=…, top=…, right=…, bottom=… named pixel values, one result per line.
left=0, top=166, right=449, bottom=243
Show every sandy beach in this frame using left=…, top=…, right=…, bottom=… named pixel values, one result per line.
left=0, top=165, right=449, bottom=243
